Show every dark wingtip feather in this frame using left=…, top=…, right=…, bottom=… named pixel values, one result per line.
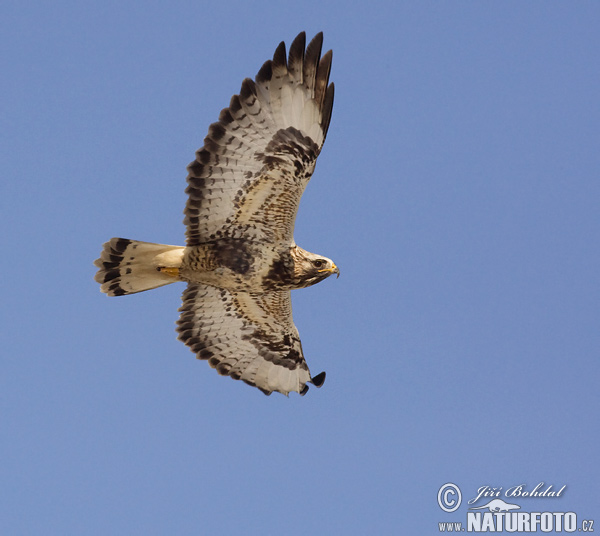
left=315, top=49, right=332, bottom=108
left=309, top=31, right=324, bottom=51
left=256, top=60, right=273, bottom=84
left=288, top=32, right=306, bottom=80
left=310, top=371, right=326, bottom=388
left=303, top=33, right=324, bottom=88
left=321, top=82, right=335, bottom=139
left=290, top=31, right=306, bottom=56
left=229, top=94, right=242, bottom=114
left=240, top=78, right=257, bottom=101
left=272, top=41, right=287, bottom=69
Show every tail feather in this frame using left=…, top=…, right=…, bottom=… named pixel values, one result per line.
left=94, top=238, right=185, bottom=296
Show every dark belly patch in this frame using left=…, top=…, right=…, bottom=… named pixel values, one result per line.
left=214, top=240, right=254, bottom=275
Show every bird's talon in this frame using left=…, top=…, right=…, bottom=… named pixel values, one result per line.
left=158, top=267, right=180, bottom=277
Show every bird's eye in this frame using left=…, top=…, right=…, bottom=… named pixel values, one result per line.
left=312, top=260, right=325, bottom=269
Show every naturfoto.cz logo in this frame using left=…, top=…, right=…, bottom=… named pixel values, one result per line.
left=436, top=482, right=594, bottom=533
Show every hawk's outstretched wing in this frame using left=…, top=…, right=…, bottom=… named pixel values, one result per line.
left=176, top=284, right=325, bottom=395
left=184, top=31, right=334, bottom=247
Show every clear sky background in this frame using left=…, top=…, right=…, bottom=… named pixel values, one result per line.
left=2, top=1, right=599, bottom=534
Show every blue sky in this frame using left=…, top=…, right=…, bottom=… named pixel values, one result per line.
left=2, top=1, right=599, bottom=534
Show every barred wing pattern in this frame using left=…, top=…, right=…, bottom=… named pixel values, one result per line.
left=177, top=284, right=325, bottom=396
left=184, top=32, right=334, bottom=246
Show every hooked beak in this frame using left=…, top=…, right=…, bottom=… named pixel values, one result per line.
left=319, top=263, right=340, bottom=278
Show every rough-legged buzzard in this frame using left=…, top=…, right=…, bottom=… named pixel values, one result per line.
left=94, top=32, right=337, bottom=396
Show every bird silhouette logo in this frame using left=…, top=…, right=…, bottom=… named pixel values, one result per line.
left=469, top=499, right=521, bottom=512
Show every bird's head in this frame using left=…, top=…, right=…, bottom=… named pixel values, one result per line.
left=292, top=247, right=339, bottom=288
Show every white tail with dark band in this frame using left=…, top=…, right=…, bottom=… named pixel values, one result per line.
left=94, top=238, right=184, bottom=296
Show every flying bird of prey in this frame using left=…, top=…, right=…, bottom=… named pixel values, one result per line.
left=94, top=32, right=338, bottom=396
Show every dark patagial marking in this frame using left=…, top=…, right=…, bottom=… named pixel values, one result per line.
left=255, top=127, right=319, bottom=175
